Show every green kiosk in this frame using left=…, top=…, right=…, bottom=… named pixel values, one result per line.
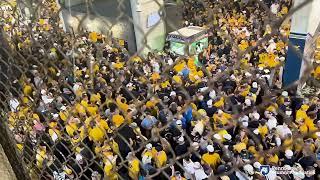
left=166, top=26, right=208, bottom=64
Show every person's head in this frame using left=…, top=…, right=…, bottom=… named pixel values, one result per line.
left=206, top=145, right=214, bottom=153
left=174, top=171, right=182, bottom=179
left=285, top=149, right=293, bottom=159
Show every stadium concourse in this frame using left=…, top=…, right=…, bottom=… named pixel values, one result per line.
left=1, top=0, right=320, bottom=180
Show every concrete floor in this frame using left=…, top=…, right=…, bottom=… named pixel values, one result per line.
left=0, top=145, right=16, bottom=180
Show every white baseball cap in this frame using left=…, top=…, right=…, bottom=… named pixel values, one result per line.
left=282, top=91, right=288, bottom=97
left=76, top=154, right=83, bottom=162
left=207, top=145, right=214, bottom=152
left=253, top=162, right=261, bottom=169
left=242, top=121, right=249, bottom=127
left=209, top=90, right=216, bottom=99
left=170, top=91, right=176, bottom=96
left=146, top=143, right=152, bottom=150
left=252, top=82, right=258, bottom=88
left=245, top=72, right=252, bottom=77
left=213, top=134, right=222, bottom=140
left=178, top=136, right=184, bottom=142
left=243, top=164, right=254, bottom=175
left=223, top=134, right=232, bottom=140
left=245, top=99, right=251, bottom=106
left=285, top=149, right=293, bottom=158
left=252, top=112, right=260, bottom=120
left=60, top=105, right=67, bottom=111
left=176, top=120, right=182, bottom=126
left=53, top=114, right=59, bottom=118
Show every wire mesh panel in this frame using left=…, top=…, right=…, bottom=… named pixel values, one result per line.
left=0, top=0, right=320, bottom=180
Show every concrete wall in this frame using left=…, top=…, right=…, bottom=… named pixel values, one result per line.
left=290, top=0, right=312, bottom=34
left=130, top=0, right=166, bottom=56
left=61, top=0, right=136, bottom=52
left=307, top=0, right=320, bottom=35
left=290, top=0, right=320, bottom=35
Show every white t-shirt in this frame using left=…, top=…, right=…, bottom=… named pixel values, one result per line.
left=9, top=98, right=19, bottom=112
left=270, top=3, right=280, bottom=14
left=183, top=160, right=195, bottom=179
left=276, top=125, right=292, bottom=139
left=194, top=168, right=208, bottom=180
left=267, top=116, right=278, bottom=130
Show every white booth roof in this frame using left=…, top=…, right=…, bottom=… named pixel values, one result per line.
left=167, top=26, right=208, bottom=43
left=169, top=26, right=207, bottom=38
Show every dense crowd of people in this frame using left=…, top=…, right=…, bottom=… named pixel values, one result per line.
left=1, top=0, right=320, bottom=180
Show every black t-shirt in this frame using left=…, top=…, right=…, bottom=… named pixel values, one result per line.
left=175, top=143, right=188, bottom=156
left=282, top=157, right=296, bottom=166
left=298, top=156, right=315, bottom=169
left=204, top=106, right=217, bottom=117
left=114, top=125, right=136, bottom=158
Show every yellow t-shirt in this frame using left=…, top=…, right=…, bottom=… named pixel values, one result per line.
left=59, top=111, right=68, bottom=121
left=313, top=66, right=320, bottom=79
left=201, top=153, right=221, bottom=169
left=36, top=149, right=47, bottom=168
left=259, top=53, right=268, bottom=65
left=97, top=119, right=111, bottom=132
left=240, top=86, right=251, bottom=97
left=267, top=154, right=279, bottom=165
left=89, top=32, right=98, bottom=42
left=155, top=151, right=167, bottom=168
left=81, top=100, right=89, bottom=107
left=104, top=163, right=118, bottom=180
left=187, top=58, right=196, bottom=71
left=87, top=105, right=98, bottom=116
left=276, top=41, right=285, bottom=51
left=265, top=54, right=279, bottom=68
left=116, top=96, right=129, bottom=113
left=173, top=75, right=182, bottom=84
left=213, top=112, right=231, bottom=125
left=283, top=138, right=293, bottom=150
left=75, top=103, right=86, bottom=115
left=146, top=101, right=155, bottom=108
left=161, top=80, right=170, bottom=88
left=233, top=143, right=246, bottom=153
left=296, top=109, right=308, bottom=123
left=112, top=114, right=125, bottom=128
left=90, top=93, right=101, bottom=103
left=174, top=61, right=186, bottom=72
left=49, top=129, right=61, bottom=140
left=213, top=97, right=225, bottom=108
left=66, top=123, right=78, bottom=137
left=113, top=62, right=124, bottom=69
left=128, top=158, right=140, bottom=179
left=239, top=40, right=249, bottom=51
left=89, top=126, right=105, bottom=142
left=23, top=85, right=32, bottom=96
left=258, top=125, right=268, bottom=138
left=151, top=73, right=161, bottom=81
left=281, top=6, right=288, bottom=15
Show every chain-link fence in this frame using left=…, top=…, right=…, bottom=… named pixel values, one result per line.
left=0, top=0, right=320, bottom=179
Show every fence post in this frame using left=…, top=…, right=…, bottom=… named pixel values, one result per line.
left=0, top=117, right=31, bottom=180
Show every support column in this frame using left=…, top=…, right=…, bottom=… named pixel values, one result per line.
left=130, top=0, right=166, bottom=57
left=283, top=0, right=320, bottom=87
left=64, top=0, right=87, bottom=7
